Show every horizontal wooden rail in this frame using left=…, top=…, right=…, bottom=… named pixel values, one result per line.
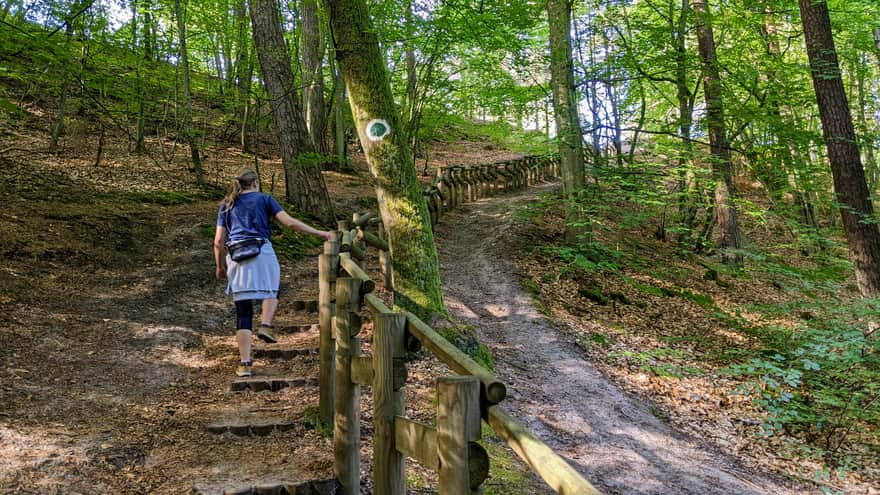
left=353, top=211, right=376, bottom=227
left=359, top=229, right=389, bottom=251
left=487, top=405, right=602, bottom=495
left=423, top=154, right=560, bottom=226
left=339, top=253, right=375, bottom=294
left=404, top=312, right=507, bottom=404
left=395, top=417, right=438, bottom=470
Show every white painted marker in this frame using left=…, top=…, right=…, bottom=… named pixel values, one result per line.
left=366, top=119, right=391, bottom=141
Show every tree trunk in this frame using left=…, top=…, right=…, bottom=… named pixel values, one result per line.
left=302, top=0, right=328, bottom=154
left=693, top=0, right=742, bottom=266
left=873, top=27, right=880, bottom=69
left=404, top=0, right=421, bottom=157
left=601, top=8, right=623, bottom=168
left=234, top=0, right=251, bottom=151
left=547, top=0, right=587, bottom=243
left=799, top=0, right=880, bottom=298
left=329, top=51, right=347, bottom=168
left=325, top=0, right=444, bottom=318
left=250, top=0, right=335, bottom=224
left=587, top=35, right=603, bottom=166
left=133, top=0, right=147, bottom=154
left=674, top=0, right=698, bottom=245
left=49, top=19, right=74, bottom=151
left=1, top=0, right=14, bottom=21
left=221, top=0, right=235, bottom=90
left=174, top=0, right=203, bottom=184
left=855, top=56, right=877, bottom=192
left=144, top=0, right=156, bottom=62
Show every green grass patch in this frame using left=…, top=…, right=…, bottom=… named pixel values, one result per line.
left=577, top=332, right=612, bottom=350
left=607, top=348, right=702, bottom=378
left=271, top=227, right=323, bottom=260
left=437, top=325, right=495, bottom=372
left=481, top=425, right=553, bottom=495
left=300, top=406, right=332, bottom=437
left=624, top=277, right=714, bottom=308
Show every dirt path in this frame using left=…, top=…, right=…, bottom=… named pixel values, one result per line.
left=434, top=183, right=807, bottom=495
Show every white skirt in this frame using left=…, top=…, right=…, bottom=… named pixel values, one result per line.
left=225, top=242, right=280, bottom=301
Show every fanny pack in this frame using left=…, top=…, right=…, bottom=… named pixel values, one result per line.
left=222, top=204, right=266, bottom=262
left=226, top=238, right=265, bottom=262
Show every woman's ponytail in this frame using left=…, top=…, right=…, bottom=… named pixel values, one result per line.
left=222, top=169, right=258, bottom=209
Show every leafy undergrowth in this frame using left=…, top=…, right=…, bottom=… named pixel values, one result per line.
left=512, top=181, right=879, bottom=494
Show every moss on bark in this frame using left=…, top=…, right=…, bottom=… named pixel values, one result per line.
left=326, top=0, right=444, bottom=318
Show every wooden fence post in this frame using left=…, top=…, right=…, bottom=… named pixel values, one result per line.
left=451, top=167, right=462, bottom=208
left=378, top=223, right=393, bottom=290
left=373, top=312, right=407, bottom=495
left=352, top=213, right=367, bottom=270
left=319, top=236, right=340, bottom=424
left=439, top=169, right=449, bottom=210
left=437, top=376, right=481, bottom=495
left=455, top=165, right=468, bottom=205
left=334, top=277, right=362, bottom=495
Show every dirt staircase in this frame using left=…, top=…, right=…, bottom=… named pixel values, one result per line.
left=193, top=300, right=340, bottom=495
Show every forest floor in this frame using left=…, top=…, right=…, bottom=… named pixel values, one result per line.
left=0, top=116, right=876, bottom=494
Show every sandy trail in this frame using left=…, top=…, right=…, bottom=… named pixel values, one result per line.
left=433, top=183, right=805, bottom=495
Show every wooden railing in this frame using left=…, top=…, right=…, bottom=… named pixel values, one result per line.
left=423, top=155, right=561, bottom=225
left=317, top=160, right=600, bottom=495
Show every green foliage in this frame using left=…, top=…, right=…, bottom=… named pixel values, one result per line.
left=546, top=242, right=622, bottom=276
left=357, top=196, right=378, bottom=210
left=482, top=425, right=552, bottom=494
left=301, top=406, right=332, bottom=437
left=608, top=348, right=703, bottom=378
left=437, top=325, right=495, bottom=372
left=581, top=332, right=611, bottom=349
left=420, top=111, right=553, bottom=155
left=726, top=299, right=880, bottom=459
left=270, top=224, right=323, bottom=261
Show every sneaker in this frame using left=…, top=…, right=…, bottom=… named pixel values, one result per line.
left=256, top=325, right=277, bottom=344
left=235, top=363, right=253, bottom=377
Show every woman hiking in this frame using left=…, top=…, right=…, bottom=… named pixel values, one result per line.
left=214, top=169, right=334, bottom=377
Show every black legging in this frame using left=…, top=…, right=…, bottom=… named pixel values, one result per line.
left=235, top=300, right=254, bottom=330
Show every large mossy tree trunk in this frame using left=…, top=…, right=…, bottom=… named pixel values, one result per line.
left=250, top=0, right=335, bottom=225
left=799, top=0, right=880, bottom=298
left=174, top=0, right=203, bottom=184
left=693, top=0, right=742, bottom=266
left=547, top=0, right=586, bottom=243
left=301, top=0, right=328, bottom=154
left=325, top=0, right=444, bottom=318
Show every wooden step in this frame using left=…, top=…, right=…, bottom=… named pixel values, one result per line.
left=274, top=323, right=317, bottom=334
left=252, top=345, right=319, bottom=360
left=230, top=376, right=318, bottom=392
left=205, top=420, right=297, bottom=437
left=192, top=478, right=340, bottom=495
left=290, top=300, right=318, bottom=313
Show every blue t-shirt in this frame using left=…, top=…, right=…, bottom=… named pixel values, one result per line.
left=217, top=192, right=283, bottom=242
